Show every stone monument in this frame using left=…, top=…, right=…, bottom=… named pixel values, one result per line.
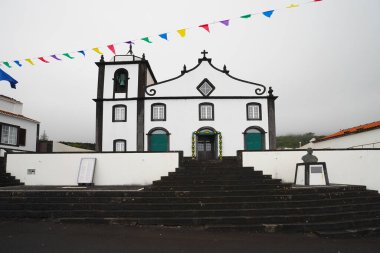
left=302, top=148, right=318, bottom=163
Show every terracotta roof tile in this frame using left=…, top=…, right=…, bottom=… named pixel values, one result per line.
left=317, top=120, right=380, bottom=142
left=0, top=109, right=39, bottom=123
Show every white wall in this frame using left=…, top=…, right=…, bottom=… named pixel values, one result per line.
left=243, top=149, right=380, bottom=191
left=307, top=129, right=380, bottom=149
left=102, top=100, right=137, bottom=151
left=0, top=97, right=23, bottom=114
left=0, top=114, right=38, bottom=152
left=6, top=152, right=179, bottom=186
left=145, top=98, right=269, bottom=156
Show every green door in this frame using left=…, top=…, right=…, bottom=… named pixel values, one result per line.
left=245, top=133, right=263, bottom=150
left=149, top=134, right=168, bottom=151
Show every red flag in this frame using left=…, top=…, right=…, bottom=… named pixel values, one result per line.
left=38, top=57, right=49, bottom=63
left=199, top=24, right=210, bottom=33
left=107, top=44, right=116, bottom=55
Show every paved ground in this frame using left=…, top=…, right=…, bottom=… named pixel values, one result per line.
left=0, top=221, right=379, bottom=253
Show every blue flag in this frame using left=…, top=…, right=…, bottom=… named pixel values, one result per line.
left=0, top=68, right=18, bottom=89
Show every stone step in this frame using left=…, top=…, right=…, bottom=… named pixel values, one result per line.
left=152, top=179, right=283, bottom=186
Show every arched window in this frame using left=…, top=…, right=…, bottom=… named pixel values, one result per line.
left=113, top=139, right=126, bottom=152
left=147, top=128, right=170, bottom=151
left=246, top=102, right=262, bottom=120
left=199, top=102, right=214, bottom=121
left=243, top=126, right=266, bottom=150
left=151, top=103, right=166, bottom=121
left=112, top=105, right=127, bottom=122
left=114, top=68, right=129, bottom=94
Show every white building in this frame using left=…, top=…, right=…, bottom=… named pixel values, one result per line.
left=94, top=50, right=277, bottom=159
left=0, top=95, right=39, bottom=152
left=302, top=120, right=380, bottom=149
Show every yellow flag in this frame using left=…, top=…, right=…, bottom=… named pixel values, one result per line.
left=92, top=48, right=103, bottom=55
left=177, top=29, right=186, bottom=38
left=25, top=58, right=35, bottom=65
left=287, top=4, right=299, bottom=8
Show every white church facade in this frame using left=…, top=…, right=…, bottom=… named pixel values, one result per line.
left=94, top=50, right=277, bottom=159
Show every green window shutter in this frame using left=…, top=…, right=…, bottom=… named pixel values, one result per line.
left=150, top=134, right=168, bottom=151
left=245, top=133, right=263, bottom=150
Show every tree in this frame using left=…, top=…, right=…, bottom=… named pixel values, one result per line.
left=40, top=130, right=49, bottom=141
left=276, top=132, right=325, bottom=149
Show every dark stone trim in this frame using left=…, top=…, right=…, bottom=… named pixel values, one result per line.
left=267, top=96, right=277, bottom=150
left=146, top=127, right=171, bottom=151
left=151, top=103, right=166, bottom=121
left=6, top=150, right=185, bottom=155
left=0, top=122, right=21, bottom=147
left=94, top=96, right=278, bottom=102
left=136, top=63, right=147, bottom=151
left=112, top=104, right=127, bottom=122
left=196, top=78, right=215, bottom=97
left=113, top=139, right=127, bottom=152
left=199, top=102, right=214, bottom=121
left=36, top=123, right=40, bottom=151
left=243, top=126, right=266, bottom=150
left=95, top=61, right=105, bottom=152
left=246, top=102, right=262, bottom=121
left=145, top=52, right=267, bottom=96
left=96, top=59, right=157, bottom=84
left=240, top=148, right=380, bottom=152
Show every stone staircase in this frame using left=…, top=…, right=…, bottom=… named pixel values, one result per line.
left=0, top=157, right=379, bottom=237
left=0, top=157, right=24, bottom=187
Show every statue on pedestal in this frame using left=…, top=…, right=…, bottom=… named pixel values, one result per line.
left=302, top=148, right=318, bottom=163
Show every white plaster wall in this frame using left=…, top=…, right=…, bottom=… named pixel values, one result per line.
left=145, top=99, right=269, bottom=156
left=242, top=149, right=380, bottom=191
left=0, top=114, right=38, bottom=152
left=0, top=98, right=23, bottom=114
left=102, top=100, right=137, bottom=151
left=103, top=64, right=139, bottom=99
left=152, top=62, right=266, bottom=97
left=310, top=129, right=380, bottom=149
left=6, top=152, right=179, bottom=186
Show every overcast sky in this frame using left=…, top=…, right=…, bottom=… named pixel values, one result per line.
left=1, top=0, right=379, bottom=142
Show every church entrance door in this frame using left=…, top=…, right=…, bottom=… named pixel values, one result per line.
left=197, top=134, right=216, bottom=160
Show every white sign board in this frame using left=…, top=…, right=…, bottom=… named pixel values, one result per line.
left=77, top=158, right=96, bottom=185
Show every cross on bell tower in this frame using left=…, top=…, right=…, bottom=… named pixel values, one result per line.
left=201, top=50, right=208, bottom=59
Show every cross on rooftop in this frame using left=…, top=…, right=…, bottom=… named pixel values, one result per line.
left=201, top=50, right=208, bottom=58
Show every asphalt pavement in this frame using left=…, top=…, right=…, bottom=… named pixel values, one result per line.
left=0, top=221, right=379, bottom=253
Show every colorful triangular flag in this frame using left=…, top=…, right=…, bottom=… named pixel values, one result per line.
left=199, top=24, right=210, bottom=33
left=92, top=48, right=103, bottom=55
left=51, top=55, right=62, bottom=61
left=38, top=57, right=49, bottom=63
left=177, top=29, right=186, bottom=38
left=141, top=37, right=152, bottom=43
left=107, top=44, right=116, bottom=54
left=3, top=62, right=11, bottom=68
left=220, top=20, right=230, bottom=26
left=240, top=14, right=252, bottom=19
left=25, top=59, right=35, bottom=65
left=0, top=67, right=18, bottom=89
left=78, top=50, right=86, bottom=57
left=287, top=4, right=299, bottom=8
left=159, top=33, right=168, bottom=40
left=14, top=60, right=22, bottom=67
left=262, top=10, right=274, bottom=18
left=63, top=53, right=74, bottom=59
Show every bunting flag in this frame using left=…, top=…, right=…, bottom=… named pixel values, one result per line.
left=107, top=44, right=116, bottom=54
left=38, top=57, right=49, bottom=63
left=177, top=29, right=186, bottom=38
left=141, top=37, right=152, bottom=43
left=3, top=62, right=11, bottom=68
left=220, top=20, right=230, bottom=26
left=63, top=53, right=74, bottom=59
left=0, top=68, right=18, bottom=89
left=92, top=48, right=103, bottom=55
left=0, top=1, right=324, bottom=70
left=159, top=33, right=168, bottom=40
left=25, top=58, right=35, bottom=65
left=287, top=4, right=300, bottom=8
left=51, top=55, right=62, bottom=61
left=240, top=14, right=252, bottom=19
left=263, top=10, right=274, bottom=18
left=199, top=24, right=210, bottom=33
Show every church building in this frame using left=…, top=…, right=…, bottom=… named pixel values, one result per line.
left=94, top=50, right=277, bottom=159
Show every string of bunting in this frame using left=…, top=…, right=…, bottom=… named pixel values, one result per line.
left=0, top=0, right=322, bottom=69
